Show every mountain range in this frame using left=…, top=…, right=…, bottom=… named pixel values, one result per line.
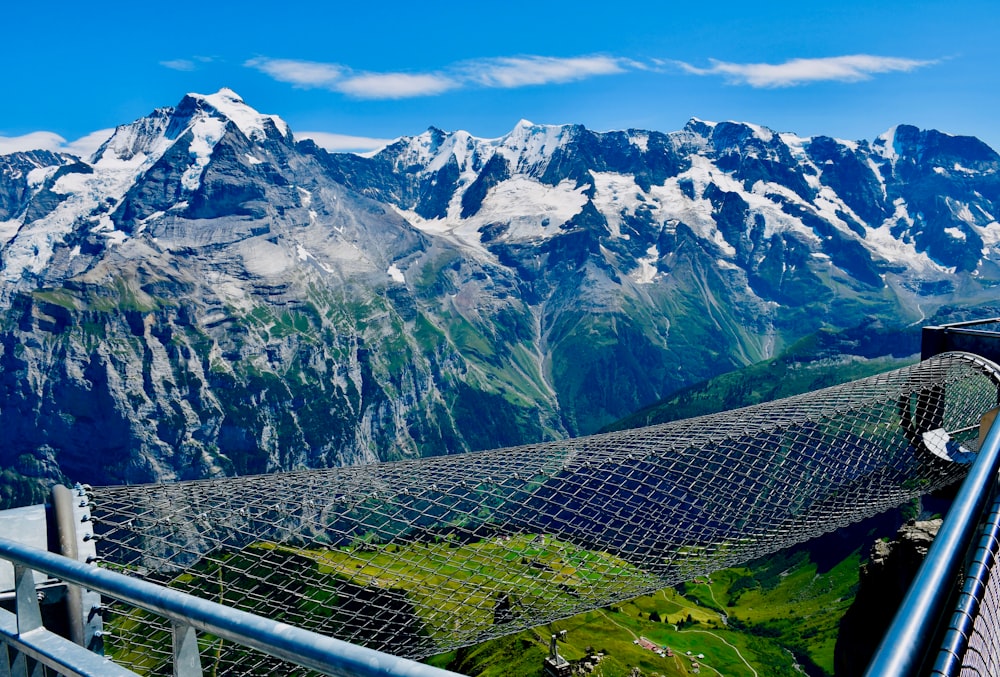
left=1, top=88, right=998, bottom=507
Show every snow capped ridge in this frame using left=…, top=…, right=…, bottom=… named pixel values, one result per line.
left=494, top=119, right=572, bottom=173
left=386, top=119, right=575, bottom=178
left=93, top=107, right=173, bottom=165
left=92, top=88, right=291, bottom=171
left=684, top=117, right=717, bottom=133
left=185, top=88, right=291, bottom=141
left=0, top=89, right=296, bottom=286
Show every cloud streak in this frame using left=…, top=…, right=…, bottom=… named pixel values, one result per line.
left=245, top=54, right=632, bottom=99
left=297, top=131, right=396, bottom=153
left=337, top=72, right=458, bottom=99
left=461, top=55, right=629, bottom=88
left=0, top=129, right=113, bottom=158
left=160, top=59, right=197, bottom=72
left=245, top=58, right=344, bottom=87
left=675, top=54, right=936, bottom=87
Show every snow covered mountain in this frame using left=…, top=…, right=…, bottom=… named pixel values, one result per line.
left=1, top=89, right=998, bottom=506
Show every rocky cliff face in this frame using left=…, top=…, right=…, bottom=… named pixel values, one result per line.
left=834, top=519, right=942, bottom=676
left=1, top=89, right=999, bottom=506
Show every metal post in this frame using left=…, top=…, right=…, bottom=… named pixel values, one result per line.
left=13, top=567, right=41, bottom=635
left=12, top=565, right=43, bottom=677
left=49, top=484, right=103, bottom=653
left=172, top=621, right=203, bottom=677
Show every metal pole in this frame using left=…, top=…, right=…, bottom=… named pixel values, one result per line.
left=50, top=485, right=84, bottom=647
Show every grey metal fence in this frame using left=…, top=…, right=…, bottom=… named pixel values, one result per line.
left=88, top=351, right=1000, bottom=673
left=8, top=351, right=1000, bottom=676
left=932, top=490, right=1000, bottom=676
left=0, top=535, right=464, bottom=677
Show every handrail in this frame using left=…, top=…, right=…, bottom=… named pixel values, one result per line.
left=864, top=415, right=1000, bottom=677
left=0, top=537, right=465, bottom=677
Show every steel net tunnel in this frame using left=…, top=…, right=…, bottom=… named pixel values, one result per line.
left=87, top=351, right=1000, bottom=674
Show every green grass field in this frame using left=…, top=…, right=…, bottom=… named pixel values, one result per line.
left=106, top=528, right=866, bottom=676
left=428, top=535, right=869, bottom=676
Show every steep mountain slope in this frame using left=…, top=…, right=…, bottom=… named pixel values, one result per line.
left=319, top=117, right=1000, bottom=429
left=1, top=89, right=998, bottom=506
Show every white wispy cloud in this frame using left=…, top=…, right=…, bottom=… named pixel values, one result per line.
left=337, top=72, right=458, bottom=99
left=297, top=131, right=396, bottom=154
left=244, top=57, right=344, bottom=87
left=160, top=56, right=215, bottom=72
left=160, top=59, right=197, bottom=72
left=246, top=54, right=631, bottom=99
left=64, top=129, right=116, bottom=158
left=0, top=132, right=66, bottom=155
left=462, top=55, right=630, bottom=88
left=0, top=129, right=113, bottom=158
left=675, top=54, right=937, bottom=87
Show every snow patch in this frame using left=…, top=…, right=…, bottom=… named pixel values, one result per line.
left=496, top=121, right=570, bottom=174
left=387, top=264, right=405, bottom=283
left=742, top=122, right=774, bottom=143
left=646, top=156, right=738, bottom=257
left=629, top=132, right=649, bottom=152
left=945, top=226, right=967, bottom=241
left=953, top=202, right=978, bottom=226
left=867, top=200, right=948, bottom=273
left=241, top=239, right=292, bottom=276
left=976, top=221, right=1000, bottom=248
left=875, top=126, right=899, bottom=162
left=632, top=245, right=660, bottom=284
left=399, top=176, right=588, bottom=256
left=181, top=117, right=226, bottom=191
left=102, top=230, right=127, bottom=245
left=0, top=219, right=21, bottom=243
left=27, top=166, right=58, bottom=187
left=591, top=172, right=645, bottom=239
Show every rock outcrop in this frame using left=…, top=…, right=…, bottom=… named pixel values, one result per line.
left=835, top=519, right=942, bottom=676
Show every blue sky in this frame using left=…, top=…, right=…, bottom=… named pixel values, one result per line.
left=2, top=0, right=998, bottom=155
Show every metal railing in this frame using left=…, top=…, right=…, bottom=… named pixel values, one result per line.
left=0, top=536, right=464, bottom=677
left=932, top=489, right=1000, bottom=675
left=923, top=318, right=1000, bottom=363
left=865, top=413, right=1000, bottom=676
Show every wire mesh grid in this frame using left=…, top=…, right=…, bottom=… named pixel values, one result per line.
left=89, top=352, right=1000, bottom=675
left=933, top=491, right=1000, bottom=676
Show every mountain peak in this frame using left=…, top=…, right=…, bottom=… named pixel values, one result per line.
left=683, top=117, right=717, bottom=137
left=182, top=88, right=291, bottom=141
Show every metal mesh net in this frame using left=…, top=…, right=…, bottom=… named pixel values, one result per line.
left=89, top=352, right=1000, bottom=675
left=933, top=491, right=1000, bottom=676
